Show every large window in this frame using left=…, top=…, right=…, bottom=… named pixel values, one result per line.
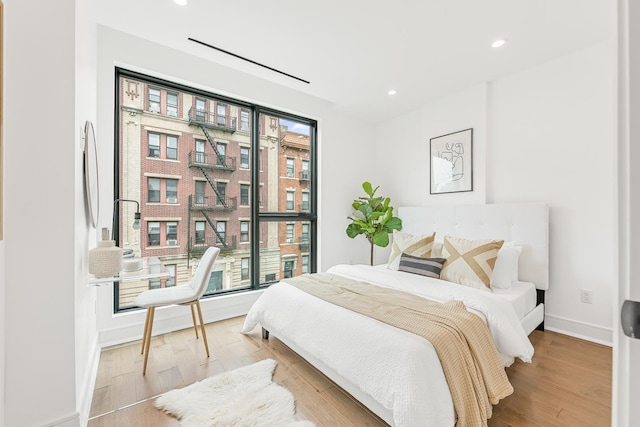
left=166, top=135, right=178, bottom=160
left=167, top=92, right=178, bottom=117
left=115, top=68, right=317, bottom=312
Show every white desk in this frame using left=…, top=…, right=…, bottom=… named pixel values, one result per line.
left=88, top=256, right=171, bottom=286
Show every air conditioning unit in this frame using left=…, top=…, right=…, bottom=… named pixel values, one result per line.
left=166, top=239, right=178, bottom=246
left=166, top=197, right=178, bottom=204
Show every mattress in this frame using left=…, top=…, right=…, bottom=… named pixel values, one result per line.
left=492, top=281, right=537, bottom=320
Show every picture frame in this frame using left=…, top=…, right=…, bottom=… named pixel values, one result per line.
left=430, top=128, right=473, bottom=194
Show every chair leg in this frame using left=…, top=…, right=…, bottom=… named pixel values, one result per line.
left=190, top=303, right=199, bottom=339
left=195, top=301, right=210, bottom=358
left=142, top=306, right=155, bottom=375
left=141, top=308, right=152, bottom=355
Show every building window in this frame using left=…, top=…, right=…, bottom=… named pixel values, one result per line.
left=301, top=192, right=310, bottom=211
left=301, top=160, right=310, bottom=180
left=240, top=184, right=249, bottom=206
left=166, top=264, right=176, bottom=287
left=195, top=140, right=205, bottom=163
left=148, top=133, right=160, bottom=158
left=148, top=222, right=160, bottom=246
left=217, top=103, right=227, bottom=126
left=240, top=147, right=249, bottom=169
left=166, top=222, right=178, bottom=244
left=216, top=221, right=226, bottom=244
left=286, top=191, right=294, bottom=210
left=166, top=179, right=178, bottom=203
left=195, top=181, right=205, bottom=205
left=166, top=135, right=178, bottom=160
left=240, top=221, right=249, bottom=242
left=148, top=87, right=160, bottom=113
left=301, top=223, right=309, bottom=242
left=216, top=143, right=226, bottom=166
left=284, top=260, right=294, bottom=279
left=265, top=273, right=276, bottom=282
left=216, top=182, right=227, bottom=205
left=241, top=258, right=249, bottom=280
left=206, top=271, right=223, bottom=294
left=148, top=178, right=160, bottom=202
left=195, top=98, right=206, bottom=121
left=286, top=158, right=294, bottom=177
left=301, top=255, right=309, bottom=274
left=195, top=221, right=205, bottom=244
left=240, top=109, right=250, bottom=131
left=286, top=224, right=294, bottom=243
left=167, top=92, right=178, bottom=117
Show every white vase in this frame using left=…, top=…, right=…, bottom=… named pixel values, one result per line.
left=89, top=240, right=123, bottom=278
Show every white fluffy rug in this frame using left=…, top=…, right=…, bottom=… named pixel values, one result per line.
left=155, top=359, right=315, bottom=427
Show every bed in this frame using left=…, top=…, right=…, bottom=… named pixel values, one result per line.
left=242, top=203, right=549, bottom=426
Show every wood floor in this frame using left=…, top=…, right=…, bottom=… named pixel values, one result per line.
left=88, top=316, right=612, bottom=427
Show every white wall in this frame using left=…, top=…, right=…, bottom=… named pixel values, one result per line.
left=94, top=26, right=374, bottom=345
left=75, top=0, right=100, bottom=425
left=374, top=41, right=616, bottom=344
left=0, top=241, right=5, bottom=427
left=489, top=41, right=615, bottom=343
left=4, top=0, right=80, bottom=426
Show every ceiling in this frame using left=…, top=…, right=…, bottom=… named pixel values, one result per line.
left=95, top=0, right=614, bottom=123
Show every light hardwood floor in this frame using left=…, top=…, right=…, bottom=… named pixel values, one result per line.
left=88, top=316, right=611, bottom=427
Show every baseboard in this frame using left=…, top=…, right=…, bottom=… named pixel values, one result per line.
left=78, top=335, right=101, bottom=427
left=40, top=412, right=80, bottom=427
left=545, top=313, right=613, bottom=346
left=98, top=289, right=263, bottom=348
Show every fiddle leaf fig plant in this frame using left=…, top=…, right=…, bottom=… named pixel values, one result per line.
left=346, top=181, right=402, bottom=265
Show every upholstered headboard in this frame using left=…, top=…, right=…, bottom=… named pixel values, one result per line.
left=398, top=203, right=549, bottom=290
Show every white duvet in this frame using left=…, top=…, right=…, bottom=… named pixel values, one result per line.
left=241, top=264, right=535, bottom=427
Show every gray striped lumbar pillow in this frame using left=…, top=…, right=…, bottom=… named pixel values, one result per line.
left=398, top=253, right=447, bottom=279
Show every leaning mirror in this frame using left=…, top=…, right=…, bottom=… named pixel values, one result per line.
left=84, top=120, right=100, bottom=227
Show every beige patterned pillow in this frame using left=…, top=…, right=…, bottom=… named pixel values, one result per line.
left=440, top=235, right=504, bottom=290
left=387, top=230, right=435, bottom=270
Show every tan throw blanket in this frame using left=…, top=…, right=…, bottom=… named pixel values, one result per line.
left=286, top=273, right=513, bottom=427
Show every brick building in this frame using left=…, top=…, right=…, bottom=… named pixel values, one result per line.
left=116, top=76, right=310, bottom=308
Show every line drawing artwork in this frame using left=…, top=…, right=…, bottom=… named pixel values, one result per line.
left=430, top=128, right=473, bottom=194
left=436, top=141, right=465, bottom=183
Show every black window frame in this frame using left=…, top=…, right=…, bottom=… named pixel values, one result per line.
left=114, top=68, right=318, bottom=313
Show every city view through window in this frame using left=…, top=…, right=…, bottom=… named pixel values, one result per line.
left=115, top=70, right=316, bottom=311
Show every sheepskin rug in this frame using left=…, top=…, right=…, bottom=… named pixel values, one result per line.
left=155, top=359, right=314, bottom=427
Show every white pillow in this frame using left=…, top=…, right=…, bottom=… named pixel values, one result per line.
left=490, top=243, right=523, bottom=289
left=431, top=240, right=444, bottom=258
left=387, top=230, right=435, bottom=270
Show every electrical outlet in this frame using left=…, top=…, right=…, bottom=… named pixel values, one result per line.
left=581, top=289, right=593, bottom=304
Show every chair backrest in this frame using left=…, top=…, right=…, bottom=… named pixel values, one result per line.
left=190, top=247, right=221, bottom=298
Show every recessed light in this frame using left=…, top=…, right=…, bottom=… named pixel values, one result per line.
left=492, top=39, right=506, bottom=48
left=173, top=0, right=187, bottom=6
left=388, top=90, right=397, bottom=95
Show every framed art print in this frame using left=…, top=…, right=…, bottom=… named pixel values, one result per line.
left=430, top=128, right=473, bottom=194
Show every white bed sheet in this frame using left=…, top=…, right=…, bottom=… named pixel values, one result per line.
left=492, top=281, right=537, bottom=320
left=242, top=264, right=534, bottom=427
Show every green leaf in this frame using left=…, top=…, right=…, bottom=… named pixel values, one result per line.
left=384, top=216, right=402, bottom=231
left=346, top=223, right=362, bottom=238
left=351, top=210, right=366, bottom=221
left=373, top=231, right=390, bottom=247
left=352, top=201, right=361, bottom=210
left=360, top=203, right=373, bottom=219
left=362, top=181, right=373, bottom=197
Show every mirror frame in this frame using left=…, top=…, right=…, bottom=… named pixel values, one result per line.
left=84, top=120, right=100, bottom=228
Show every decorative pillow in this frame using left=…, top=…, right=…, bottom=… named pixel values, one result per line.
left=491, top=243, right=523, bottom=289
left=398, top=253, right=447, bottom=279
left=440, top=235, right=504, bottom=290
left=387, top=230, right=435, bottom=270
left=431, top=240, right=444, bottom=258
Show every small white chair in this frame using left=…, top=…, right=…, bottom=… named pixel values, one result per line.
left=135, top=246, right=220, bottom=375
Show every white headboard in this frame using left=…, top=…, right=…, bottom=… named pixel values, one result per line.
left=398, top=203, right=549, bottom=290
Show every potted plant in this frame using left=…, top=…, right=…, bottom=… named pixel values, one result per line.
left=346, top=181, right=402, bottom=265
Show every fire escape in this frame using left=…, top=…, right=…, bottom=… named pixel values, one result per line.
left=187, top=107, right=238, bottom=258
